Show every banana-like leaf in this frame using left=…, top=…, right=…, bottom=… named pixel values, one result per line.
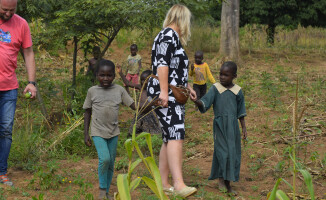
left=268, top=178, right=282, bottom=200
left=142, top=176, right=161, bottom=198
left=145, top=157, right=167, bottom=200
left=299, top=169, right=315, bottom=200
left=136, top=132, right=154, bottom=158
left=117, top=174, right=131, bottom=200
left=276, top=190, right=290, bottom=200
left=130, top=177, right=142, bottom=192
left=124, top=139, right=133, bottom=160
left=129, top=159, right=142, bottom=176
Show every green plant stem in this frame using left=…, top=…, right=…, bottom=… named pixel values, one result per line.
left=292, top=77, right=299, bottom=200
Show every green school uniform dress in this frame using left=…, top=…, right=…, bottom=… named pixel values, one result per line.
left=198, top=82, right=246, bottom=182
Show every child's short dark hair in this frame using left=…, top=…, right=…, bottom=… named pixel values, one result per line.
left=130, top=44, right=138, bottom=50
left=93, top=46, right=100, bottom=52
left=195, top=50, right=203, bottom=56
left=97, top=59, right=115, bottom=74
left=221, top=61, right=237, bottom=75
left=141, top=70, right=152, bottom=78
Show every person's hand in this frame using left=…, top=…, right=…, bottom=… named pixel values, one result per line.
left=188, top=87, right=196, bottom=100
left=191, top=63, right=194, bottom=71
left=158, top=92, right=168, bottom=108
left=190, top=96, right=197, bottom=102
left=84, top=134, right=92, bottom=147
left=24, top=84, right=37, bottom=99
left=116, top=65, right=122, bottom=74
left=242, top=128, right=247, bottom=140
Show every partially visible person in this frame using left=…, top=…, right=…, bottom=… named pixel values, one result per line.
left=116, top=65, right=162, bottom=136
left=83, top=59, right=136, bottom=199
left=0, top=0, right=37, bottom=187
left=124, top=44, right=142, bottom=93
left=146, top=4, right=197, bottom=198
left=191, top=61, right=247, bottom=195
left=189, top=50, right=215, bottom=99
left=86, top=46, right=101, bottom=82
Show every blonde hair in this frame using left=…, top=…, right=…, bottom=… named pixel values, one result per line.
left=163, top=4, right=191, bottom=46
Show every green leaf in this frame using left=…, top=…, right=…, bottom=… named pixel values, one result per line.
left=142, top=176, right=161, bottom=198
left=276, top=190, right=290, bottom=200
left=145, top=157, right=167, bottom=200
left=136, top=132, right=154, bottom=158
left=133, top=141, right=146, bottom=163
left=299, top=169, right=315, bottom=200
left=268, top=178, right=282, bottom=200
left=129, top=159, right=142, bottom=175
left=124, top=139, right=133, bottom=160
left=280, top=178, right=293, bottom=191
left=117, top=174, right=131, bottom=200
left=130, top=177, right=142, bottom=192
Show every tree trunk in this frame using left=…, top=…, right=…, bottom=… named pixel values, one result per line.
left=266, top=24, right=276, bottom=45
left=219, top=0, right=241, bottom=63
left=71, top=36, right=78, bottom=101
left=72, top=36, right=78, bottom=87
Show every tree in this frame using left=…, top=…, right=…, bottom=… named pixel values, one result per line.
left=240, top=0, right=326, bottom=45
left=219, top=0, right=241, bottom=63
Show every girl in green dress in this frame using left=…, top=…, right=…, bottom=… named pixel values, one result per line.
left=191, top=61, right=247, bottom=195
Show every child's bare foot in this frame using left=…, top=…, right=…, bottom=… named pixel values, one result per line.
left=218, top=178, right=227, bottom=192
left=225, top=180, right=238, bottom=196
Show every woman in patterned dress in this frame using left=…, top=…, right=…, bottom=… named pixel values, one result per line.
left=147, top=4, right=197, bottom=198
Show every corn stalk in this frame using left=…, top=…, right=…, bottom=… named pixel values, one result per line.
left=115, top=77, right=168, bottom=200
left=267, top=77, right=315, bottom=200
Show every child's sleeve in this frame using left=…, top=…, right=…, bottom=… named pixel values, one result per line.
left=205, top=63, right=216, bottom=83
left=237, top=89, right=247, bottom=118
left=198, top=86, right=216, bottom=113
left=83, top=89, right=92, bottom=109
left=121, top=87, right=135, bottom=107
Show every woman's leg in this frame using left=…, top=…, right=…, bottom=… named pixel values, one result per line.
left=166, top=140, right=186, bottom=191
left=159, top=143, right=172, bottom=188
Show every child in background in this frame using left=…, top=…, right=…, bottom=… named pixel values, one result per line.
left=86, top=46, right=101, bottom=82
left=189, top=50, right=216, bottom=99
left=116, top=66, right=162, bottom=136
left=124, top=44, right=142, bottom=93
left=83, top=59, right=136, bottom=199
left=191, top=61, right=247, bottom=195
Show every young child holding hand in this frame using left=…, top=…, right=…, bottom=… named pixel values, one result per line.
left=191, top=61, right=247, bottom=195
left=116, top=65, right=162, bottom=135
left=83, top=59, right=136, bottom=199
left=189, top=50, right=216, bottom=99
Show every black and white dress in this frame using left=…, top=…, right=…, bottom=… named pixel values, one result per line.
left=147, top=27, right=189, bottom=142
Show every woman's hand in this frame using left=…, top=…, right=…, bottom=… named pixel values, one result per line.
left=157, top=66, right=169, bottom=107
left=158, top=91, right=169, bottom=107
